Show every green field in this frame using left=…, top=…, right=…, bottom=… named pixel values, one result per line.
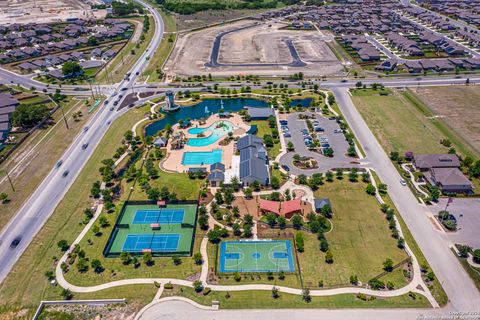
left=250, top=120, right=281, bottom=158
left=162, top=285, right=430, bottom=308
left=307, top=179, right=409, bottom=288
left=351, top=88, right=478, bottom=158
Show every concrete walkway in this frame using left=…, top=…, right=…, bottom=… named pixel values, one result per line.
left=401, top=163, right=429, bottom=200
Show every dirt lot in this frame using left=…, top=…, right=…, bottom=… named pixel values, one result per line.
left=0, top=0, right=106, bottom=24
left=165, top=20, right=345, bottom=77
left=413, top=86, right=480, bottom=154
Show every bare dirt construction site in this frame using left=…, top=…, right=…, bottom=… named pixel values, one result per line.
left=413, top=86, right=480, bottom=155
left=0, top=0, right=106, bottom=24
left=164, top=20, right=345, bottom=77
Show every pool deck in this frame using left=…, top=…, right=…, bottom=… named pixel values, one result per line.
left=162, top=113, right=250, bottom=173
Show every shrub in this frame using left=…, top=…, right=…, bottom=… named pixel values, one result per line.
left=164, top=282, right=173, bottom=289
left=193, top=280, right=203, bottom=292
left=325, top=250, right=334, bottom=264
left=368, top=279, right=385, bottom=290
left=234, top=272, right=241, bottom=282
left=203, top=287, right=211, bottom=295
left=473, top=249, right=480, bottom=263
left=350, top=275, right=358, bottom=285
left=295, top=232, right=305, bottom=252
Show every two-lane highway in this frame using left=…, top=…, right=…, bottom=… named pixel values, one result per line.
left=0, top=0, right=165, bottom=283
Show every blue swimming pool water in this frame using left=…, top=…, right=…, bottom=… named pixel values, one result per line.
left=187, top=121, right=235, bottom=147
left=144, top=98, right=312, bottom=137
left=182, top=149, right=222, bottom=165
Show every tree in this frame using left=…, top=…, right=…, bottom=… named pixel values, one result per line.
left=326, top=171, right=334, bottom=182
left=302, top=288, right=311, bottom=302
left=62, top=288, right=73, bottom=300
left=91, top=259, right=103, bottom=273
left=430, top=187, right=440, bottom=202
left=365, top=183, right=376, bottom=195
left=120, top=251, right=132, bottom=265
left=98, top=215, right=109, bottom=228
left=11, top=104, right=50, bottom=127
left=350, top=275, right=358, bottom=285
left=320, top=205, right=332, bottom=218
left=193, top=280, right=203, bottom=292
left=291, top=214, right=303, bottom=229
left=277, top=216, right=286, bottom=229
left=265, top=212, right=277, bottom=226
left=271, top=286, right=280, bottom=299
left=473, top=249, right=480, bottom=264
left=271, top=176, right=280, bottom=189
left=287, top=141, right=295, bottom=151
left=87, top=36, right=98, bottom=46
left=172, top=255, right=182, bottom=265
left=325, top=250, right=334, bottom=263
left=207, top=229, right=221, bottom=243
left=298, top=174, right=307, bottom=185
left=0, top=192, right=8, bottom=204
left=62, top=61, right=83, bottom=78
left=76, top=258, right=89, bottom=272
left=244, top=187, right=253, bottom=199
left=232, top=223, right=241, bottom=236
left=57, top=240, right=69, bottom=252
left=295, top=232, right=305, bottom=252
left=251, top=180, right=260, bottom=191
left=323, top=148, right=334, bottom=157
left=143, top=252, right=153, bottom=266
left=243, top=224, right=252, bottom=238
left=92, top=224, right=100, bottom=236
left=383, top=258, right=394, bottom=272
left=230, top=176, right=241, bottom=191
left=193, top=252, right=203, bottom=265
left=320, top=239, right=329, bottom=252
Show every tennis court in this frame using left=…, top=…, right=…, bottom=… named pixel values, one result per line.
left=132, top=209, right=185, bottom=224
left=219, top=240, right=295, bottom=273
left=104, top=202, right=198, bottom=257
left=122, top=234, right=180, bottom=252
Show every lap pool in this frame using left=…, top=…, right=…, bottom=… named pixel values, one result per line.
left=182, top=149, right=222, bottom=165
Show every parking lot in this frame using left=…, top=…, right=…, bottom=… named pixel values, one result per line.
left=436, top=198, right=480, bottom=248
left=279, top=112, right=365, bottom=176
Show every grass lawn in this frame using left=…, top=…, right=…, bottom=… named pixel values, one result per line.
left=129, top=167, right=206, bottom=201
left=308, top=179, right=409, bottom=288
left=0, top=98, right=95, bottom=229
left=96, top=16, right=155, bottom=84
left=0, top=105, right=152, bottom=314
left=454, top=254, right=480, bottom=292
left=143, top=33, right=176, bottom=82
left=379, top=187, right=448, bottom=306
left=250, top=120, right=280, bottom=158
left=351, top=88, right=478, bottom=159
left=162, top=285, right=430, bottom=308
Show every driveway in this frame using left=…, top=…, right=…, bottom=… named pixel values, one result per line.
left=436, top=198, right=480, bottom=248
left=279, top=112, right=366, bottom=176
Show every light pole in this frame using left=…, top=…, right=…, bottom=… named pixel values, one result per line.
left=0, top=170, right=15, bottom=192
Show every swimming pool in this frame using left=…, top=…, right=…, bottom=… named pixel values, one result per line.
left=182, top=149, right=222, bottom=165
left=187, top=121, right=235, bottom=147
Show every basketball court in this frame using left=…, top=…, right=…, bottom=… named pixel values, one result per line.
left=219, top=240, right=295, bottom=273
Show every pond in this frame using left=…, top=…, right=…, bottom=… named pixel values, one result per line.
left=144, top=97, right=313, bottom=137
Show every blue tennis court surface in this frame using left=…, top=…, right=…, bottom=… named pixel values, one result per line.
left=122, top=234, right=180, bottom=252
left=132, top=209, right=185, bottom=224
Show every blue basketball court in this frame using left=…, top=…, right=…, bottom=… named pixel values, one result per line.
left=122, top=234, right=180, bottom=252
left=132, top=209, right=185, bottom=224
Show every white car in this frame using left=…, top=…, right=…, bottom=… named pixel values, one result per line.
left=400, top=179, right=407, bottom=186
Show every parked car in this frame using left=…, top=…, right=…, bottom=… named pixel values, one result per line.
left=62, top=170, right=69, bottom=177
left=334, top=129, right=343, bottom=133
left=284, top=132, right=291, bottom=138
left=281, top=165, right=290, bottom=172
left=400, top=179, right=407, bottom=186
left=314, top=126, right=324, bottom=132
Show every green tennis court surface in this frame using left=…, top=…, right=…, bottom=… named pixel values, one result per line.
left=104, top=202, right=198, bottom=257
left=219, top=240, right=295, bottom=273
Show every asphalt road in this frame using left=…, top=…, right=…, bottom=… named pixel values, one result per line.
left=332, top=87, right=480, bottom=311
left=0, top=0, right=164, bottom=283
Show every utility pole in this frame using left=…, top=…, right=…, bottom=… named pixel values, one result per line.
left=1, top=170, right=15, bottom=192
left=60, top=105, right=69, bottom=130
left=87, top=79, right=95, bottom=100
